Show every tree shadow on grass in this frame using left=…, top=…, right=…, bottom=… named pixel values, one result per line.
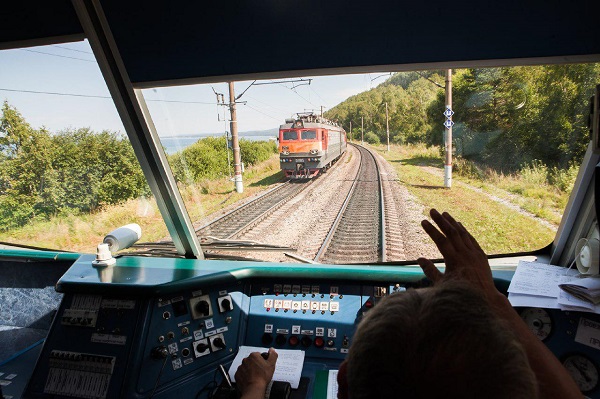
left=249, top=171, right=286, bottom=187
left=399, top=180, right=447, bottom=190
left=389, top=156, right=442, bottom=168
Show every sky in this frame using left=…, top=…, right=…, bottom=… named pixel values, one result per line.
left=0, top=40, right=387, bottom=138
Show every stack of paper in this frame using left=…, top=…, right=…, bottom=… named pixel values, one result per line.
left=507, top=261, right=600, bottom=313
left=559, top=277, right=600, bottom=305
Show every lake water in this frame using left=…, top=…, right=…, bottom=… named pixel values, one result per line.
left=161, top=134, right=276, bottom=154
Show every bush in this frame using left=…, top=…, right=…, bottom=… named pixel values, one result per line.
left=170, top=137, right=277, bottom=184
left=453, top=157, right=485, bottom=180
left=549, top=163, right=579, bottom=192
left=364, top=131, right=381, bottom=145
left=519, top=160, right=549, bottom=187
left=240, top=139, right=277, bottom=166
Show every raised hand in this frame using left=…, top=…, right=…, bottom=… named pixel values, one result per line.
left=417, top=209, right=496, bottom=297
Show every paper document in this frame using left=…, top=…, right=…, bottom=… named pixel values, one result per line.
left=507, top=261, right=577, bottom=297
left=326, top=370, right=339, bottom=399
left=559, top=277, right=600, bottom=305
left=229, top=346, right=305, bottom=389
left=506, top=261, right=600, bottom=314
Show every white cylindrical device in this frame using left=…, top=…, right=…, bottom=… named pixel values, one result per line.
left=576, top=237, right=600, bottom=275
left=103, top=223, right=142, bottom=253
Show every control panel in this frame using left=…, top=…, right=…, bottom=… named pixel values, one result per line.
left=244, top=281, right=400, bottom=359
left=138, top=286, right=244, bottom=394
left=24, top=284, right=245, bottom=399
left=25, top=294, right=142, bottom=399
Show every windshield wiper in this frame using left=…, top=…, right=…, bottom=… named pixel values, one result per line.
left=125, top=237, right=295, bottom=261
left=0, top=240, right=74, bottom=253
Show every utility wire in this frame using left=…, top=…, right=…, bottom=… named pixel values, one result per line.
left=0, top=88, right=214, bottom=104
left=273, top=80, right=318, bottom=108
left=245, top=95, right=288, bottom=114
left=309, top=85, right=327, bottom=105
left=51, top=44, right=94, bottom=55
left=19, top=49, right=96, bottom=63
left=244, top=103, right=281, bottom=122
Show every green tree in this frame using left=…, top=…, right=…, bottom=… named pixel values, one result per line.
left=0, top=102, right=53, bottom=228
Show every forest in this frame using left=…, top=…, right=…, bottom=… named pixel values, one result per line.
left=325, top=64, right=600, bottom=171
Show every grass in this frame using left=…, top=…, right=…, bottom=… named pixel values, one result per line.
left=1, top=144, right=569, bottom=256
left=374, top=143, right=557, bottom=254
left=0, top=155, right=284, bottom=253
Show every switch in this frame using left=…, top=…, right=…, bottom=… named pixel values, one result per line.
left=275, top=334, right=287, bottom=346
left=288, top=336, right=299, bottom=347
left=301, top=336, right=312, bottom=347
left=194, top=339, right=210, bottom=358
left=218, top=295, right=233, bottom=313
left=189, top=295, right=213, bottom=319
left=262, top=333, right=273, bottom=346
left=209, top=333, right=227, bottom=351
left=196, top=301, right=210, bottom=316
left=196, top=342, right=209, bottom=352
left=151, top=346, right=168, bottom=359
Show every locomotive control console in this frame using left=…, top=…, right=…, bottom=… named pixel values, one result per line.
left=19, top=255, right=406, bottom=399
left=0, top=255, right=598, bottom=398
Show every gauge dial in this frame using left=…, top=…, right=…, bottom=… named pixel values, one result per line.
left=563, top=355, right=599, bottom=393
left=519, top=308, right=552, bottom=341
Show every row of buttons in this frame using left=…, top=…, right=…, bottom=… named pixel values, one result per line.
left=263, top=299, right=340, bottom=312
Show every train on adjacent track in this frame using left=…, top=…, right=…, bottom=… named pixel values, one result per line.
left=278, top=113, right=347, bottom=178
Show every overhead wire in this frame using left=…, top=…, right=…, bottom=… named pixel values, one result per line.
left=244, top=103, right=281, bottom=122
left=50, top=45, right=94, bottom=55
left=19, top=48, right=96, bottom=63
left=245, top=95, right=288, bottom=114
left=270, top=79, right=318, bottom=108
left=0, top=88, right=215, bottom=104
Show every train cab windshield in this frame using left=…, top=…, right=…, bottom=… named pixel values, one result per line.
left=301, top=130, right=318, bottom=140
left=282, top=131, right=298, bottom=141
left=1, top=3, right=600, bottom=399
left=0, top=42, right=598, bottom=265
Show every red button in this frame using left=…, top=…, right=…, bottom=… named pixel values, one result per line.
left=314, top=337, right=324, bottom=348
left=289, top=336, right=299, bottom=347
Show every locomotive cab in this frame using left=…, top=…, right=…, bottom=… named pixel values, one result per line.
left=1, top=1, right=599, bottom=399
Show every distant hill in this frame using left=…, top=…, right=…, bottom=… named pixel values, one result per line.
left=239, top=128, right=278, bottom=138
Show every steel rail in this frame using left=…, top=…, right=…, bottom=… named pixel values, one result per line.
left=313, top=146, right=363, bottom=262
left=314, top=144, right=386, bottom=263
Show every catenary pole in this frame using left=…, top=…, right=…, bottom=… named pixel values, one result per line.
left=228, top=82, right=243, bottom=193
left=361, top=116, right=364, bottom=145
left=444, top=69, right=453, bottom=188
left=349, top=121, right=352, bottom=141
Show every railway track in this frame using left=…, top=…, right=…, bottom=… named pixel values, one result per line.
left=195, top=180, right=314, bottom=239
left=315, top=144, right=386, bottom=263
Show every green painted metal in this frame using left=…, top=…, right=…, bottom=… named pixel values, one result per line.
left=55, top=254, right=428, bottom=295
left=0, top=248, right=81, bottom=261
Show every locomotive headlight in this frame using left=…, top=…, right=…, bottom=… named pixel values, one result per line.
left=309, top=149, right=318, bottom=155
left=282, top=151, right=290, bottom=155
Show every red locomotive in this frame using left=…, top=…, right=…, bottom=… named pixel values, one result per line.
left=278, top=113, right=347, bottom=178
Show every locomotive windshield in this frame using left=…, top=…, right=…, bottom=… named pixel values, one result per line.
left=301, top=130, right=318, bottom=140
left=0, top=39, right=597, bottom=264
left=282, top=131, right=298, bottom=141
